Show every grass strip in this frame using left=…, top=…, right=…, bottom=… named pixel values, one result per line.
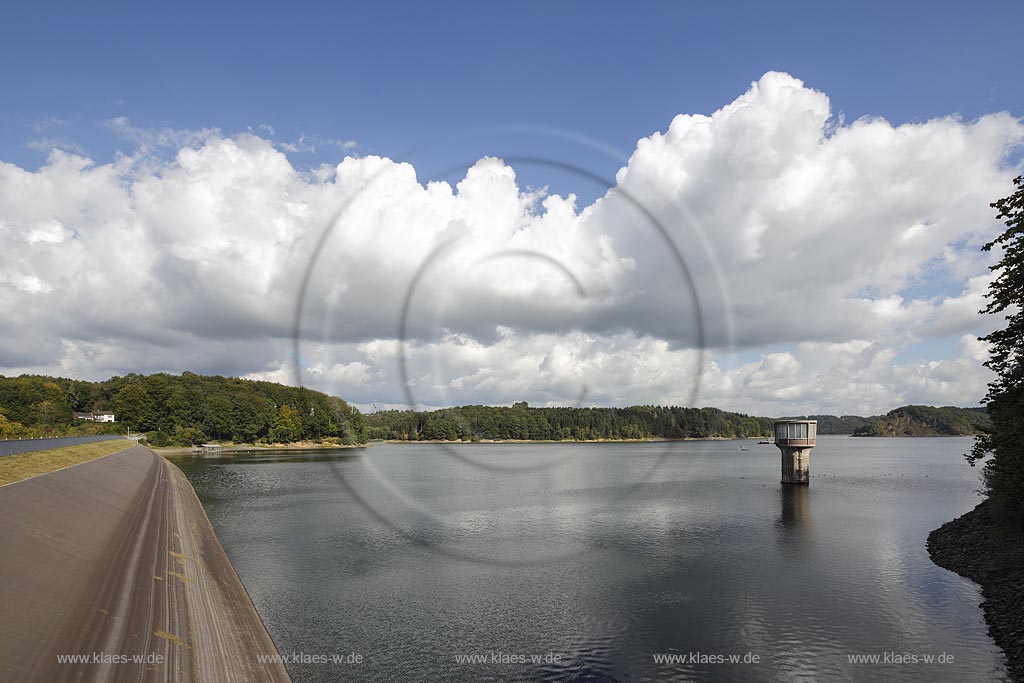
left=0, top=440, right=135, bottom=486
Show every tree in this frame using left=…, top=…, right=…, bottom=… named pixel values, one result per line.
left=270, top=405, right=303, bottom=443
left=0, top=410, right=23, bottom=438
left=968, top=175, right=1024, bottom=526
left=114, top=383, right=158, bottom=431
left=200, top=395, right=235, bottom=439
left=32, top=400, right=61, bottom=424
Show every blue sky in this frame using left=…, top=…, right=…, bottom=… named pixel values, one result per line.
left=2, top=1, right=1023, bottom=413
left=3, top=0, right=1021, bottom=189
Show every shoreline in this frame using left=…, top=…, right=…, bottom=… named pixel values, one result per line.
left=928, top=501, right=1024, bottom=682
left=144, top=434, right=979, bottom=456
left=151, top=441, right=367, bottom=455
left=368, top=434, right=978, bottom=444
left=370, top=436, right=763, bottom=444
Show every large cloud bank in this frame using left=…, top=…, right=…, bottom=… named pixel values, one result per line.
left=1, top=73, right=1021, bottom=415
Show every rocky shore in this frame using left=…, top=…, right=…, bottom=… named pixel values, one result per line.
left=152, top=440, right=366, bottom=455
left=928, top=501, right=1024, bottom=682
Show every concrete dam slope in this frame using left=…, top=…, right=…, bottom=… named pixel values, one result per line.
left=0, top=445, right=292, bottom=683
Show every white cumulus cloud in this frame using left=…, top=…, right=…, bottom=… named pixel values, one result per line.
left=0, top=72, right=1020, bottom=415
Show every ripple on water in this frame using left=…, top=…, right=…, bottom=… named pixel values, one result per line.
left=176, top=439, right=1007, bottom=683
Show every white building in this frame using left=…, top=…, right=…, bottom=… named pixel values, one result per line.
left=75, top=411, right=116, bottom=422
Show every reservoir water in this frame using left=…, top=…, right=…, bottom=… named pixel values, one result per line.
left=171, top=437, right=1007, bottom=682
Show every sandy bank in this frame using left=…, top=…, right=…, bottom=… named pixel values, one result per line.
left=0, top=445, right=291, bottom=683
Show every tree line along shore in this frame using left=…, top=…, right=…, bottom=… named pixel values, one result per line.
left=363, top=403, right=989, bottom=441
left=0, top=372, right=991, bottom=447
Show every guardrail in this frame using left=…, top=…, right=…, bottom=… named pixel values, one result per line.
left=0, top=435, right=124, bottom=457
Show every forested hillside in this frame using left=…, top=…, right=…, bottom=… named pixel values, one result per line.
left=0, top=373, right=365, bottom=446
left=852, top=405, right=992, bottom=436
left=364, top=404, right=775, bottom=441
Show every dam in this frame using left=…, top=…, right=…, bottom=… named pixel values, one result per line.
left=0, top=445, right=292, bottom=683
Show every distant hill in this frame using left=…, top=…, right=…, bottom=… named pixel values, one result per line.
left=851, top=405, right=991, bottom=437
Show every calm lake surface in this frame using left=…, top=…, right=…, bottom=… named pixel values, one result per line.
left=171, top=437, right=1007, bottom=682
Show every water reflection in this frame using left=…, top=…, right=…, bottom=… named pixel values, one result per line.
left=172, top=450, right=362, bottom=467
left=175, top=438, right=1006, bottom=683
left=777, top=484, right=813, bottom=531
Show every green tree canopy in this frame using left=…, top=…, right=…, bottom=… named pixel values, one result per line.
left=969, top=175, right=1024, bottom=525
left=270, top=404, right=304, bottom=443
left=114, top=383, right=157, bottom=431
left=0, top=372, right=366, bottom=446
